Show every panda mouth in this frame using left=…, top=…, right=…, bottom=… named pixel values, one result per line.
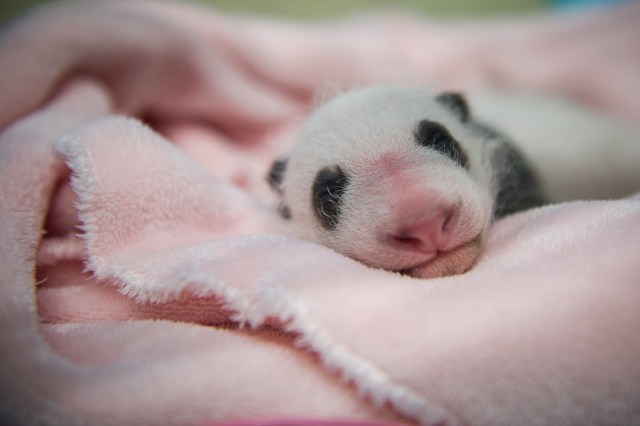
left=396, top=234, right=483, bottom=279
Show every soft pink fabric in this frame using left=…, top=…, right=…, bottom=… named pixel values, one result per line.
left=1, top=1, right=639, bottom=425
left=215, top=421, right=410, bottom=426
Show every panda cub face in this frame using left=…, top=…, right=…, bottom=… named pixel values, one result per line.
left=269, top=85, right=497, bottom=279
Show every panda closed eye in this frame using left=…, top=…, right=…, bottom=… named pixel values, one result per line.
left=414, top=120, right=468, bottom=169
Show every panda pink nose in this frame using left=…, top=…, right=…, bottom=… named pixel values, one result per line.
left=388, top=204, right=457, bottom=254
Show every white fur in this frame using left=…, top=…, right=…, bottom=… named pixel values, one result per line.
left=281, top=86, right=499, bottom=278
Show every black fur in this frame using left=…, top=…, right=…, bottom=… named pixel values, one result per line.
left=312, top=166, right=350, bottom=230
left=471, top=122, right=545, bottom=218
left=415, top=120, right=469, bottom=169
left=267, top=158, right=288, bottom=194
left=278, top=204, right=292, bottom=220
left=435, top=92, right=470, bottom=122
left=267, top=158, right=292, bottom=219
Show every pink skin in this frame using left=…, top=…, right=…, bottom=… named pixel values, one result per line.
left=372, top=153, right=460, bottom=256
left=342, top=151, right=487, bottom=277
left=388, top=203, right=457, bottom=255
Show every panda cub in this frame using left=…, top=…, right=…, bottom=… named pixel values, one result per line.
left=268, top=85, right=544, bottom=278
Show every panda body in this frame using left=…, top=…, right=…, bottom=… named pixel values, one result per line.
left=269, top=85, right=544, bottom=278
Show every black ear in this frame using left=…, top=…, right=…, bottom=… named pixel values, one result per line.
left=267, top=158, right=288, bottom=193
left=435, top=92, right=470, bottom=122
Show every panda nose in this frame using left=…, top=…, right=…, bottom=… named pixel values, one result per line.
left=388, top=204, right=457, bottom=254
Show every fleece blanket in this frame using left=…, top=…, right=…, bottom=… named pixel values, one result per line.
left=1, top=1, right=640, bottom=425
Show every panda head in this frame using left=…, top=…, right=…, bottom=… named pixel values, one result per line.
left=268, top=85, right=495, bottom=278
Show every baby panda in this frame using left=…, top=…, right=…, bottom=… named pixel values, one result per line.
left=268, top=85, right=544, bottom=278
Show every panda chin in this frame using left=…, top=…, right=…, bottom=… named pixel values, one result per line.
left=399, top=234, right=483, bottom=279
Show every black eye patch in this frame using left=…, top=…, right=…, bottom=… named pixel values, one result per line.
left=266, top=158, right=292, bottom=220
left=414, top=120, right=469, bottom=169
left=267, top=158, right=288, bottom=193
left=312, top=166, right=349, bottom=231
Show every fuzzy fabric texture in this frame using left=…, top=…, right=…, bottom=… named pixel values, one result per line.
left=1, top=1, right=640, bottom=425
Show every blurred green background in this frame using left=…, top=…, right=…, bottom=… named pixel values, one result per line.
left=0, top=0, right=548, bottom=27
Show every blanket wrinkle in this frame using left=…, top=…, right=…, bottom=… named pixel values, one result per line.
left=36, top=262, right=235, bottom=326
left=1, top=79, right=114, bottom=422
left=0, top=2, right=302, bottom=132
left=125, top=0, right=640, bottom=123
left=36, top=234, right=86, bottom=267
left=55, top=116, right=282, bottom=256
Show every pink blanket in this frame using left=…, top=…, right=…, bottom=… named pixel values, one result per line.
left=1, top=1, right=639, bottom=425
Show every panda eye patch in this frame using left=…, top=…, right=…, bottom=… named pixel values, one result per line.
left=415, top=120, right=469, bottom=168
left=312, top=166, right=349, bottom=231
left=267, top=158, right=288, bottom=193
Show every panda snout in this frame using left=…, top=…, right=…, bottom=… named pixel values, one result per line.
left=387, top=202, right=457, bottom=254
left=329, top=155, right=489, bottom=274
left=377, top=195, right=483, bottom=278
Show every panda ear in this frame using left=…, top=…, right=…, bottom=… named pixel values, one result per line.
left=267, top=158, right=288, bottom=193
left=435, top=92, right=470, bottom=122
